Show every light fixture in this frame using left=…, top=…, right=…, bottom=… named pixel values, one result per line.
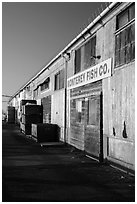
left=91, top=55, right=101, bottom=59
left=63, top=52, right=71, bottom=60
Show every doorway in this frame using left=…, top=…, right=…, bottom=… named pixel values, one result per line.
left=84, top=92, right=103, bottom=161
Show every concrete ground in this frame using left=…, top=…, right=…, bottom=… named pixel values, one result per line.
left=2, top=123, right=135, bottom=202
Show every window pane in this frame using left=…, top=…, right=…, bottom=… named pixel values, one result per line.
left=125, top=25, right=133, bottom=44
left=129, top=3, right=135, bottom=21
left=115, top=50, right=120, bottom=67
left=128, top=25, right=132, bottom=43
left=76, top=100, right=82, bottom=112
left=120, top=29, right=126, bottom=48
left=125, top=44, right=131, bottom=63
left=88, top=99, right=98, bottom=125
left=118, top=9, right=128, bottom=29
left=131, top=42, right=135, bottom=61
left=75, top=48, right=81, bottom=74
left=91, top=36, right=96, bottom=66
left=76, top=100, right=82, bottom=123
left=115, top=22, right=135, bottom=67
left=57, top=74, right=60, bottom=90
left=84, top=40, right=91, bottom=69
left=115, top=34, right=120, bottom=51
left=59, top=69, right=64, bottom=89
left=131, top=23, right=135, bottom=42
left=55, top=73, right=60, bottom=90
left=120, top=47, right=126, bottom=65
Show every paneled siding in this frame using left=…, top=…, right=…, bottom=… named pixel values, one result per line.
left=103, top=62, right=135, bottom=169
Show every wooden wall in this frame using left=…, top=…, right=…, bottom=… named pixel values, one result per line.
left=51, top=90, right=65, bottom=141
left=103, top=62, right=135, bottom=169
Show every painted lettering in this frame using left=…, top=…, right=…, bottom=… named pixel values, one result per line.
left=99, top=63, right=107, bottom=76
left=86, top=67, right=98, bottom=81
left=104, top=63, right=107, bottom=74
left=67, top=58, right=111, bottom=89
left=68, top=73, right=85, bottom=88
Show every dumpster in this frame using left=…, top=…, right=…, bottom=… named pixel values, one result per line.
left=7, top=106, right=15, bottom=123
left=31, top=123, right=60, bottom=143
left=20, top=104, right=43, bottom=135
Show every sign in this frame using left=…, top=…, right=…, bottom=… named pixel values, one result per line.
left=67, top=58, right=112, bottom=90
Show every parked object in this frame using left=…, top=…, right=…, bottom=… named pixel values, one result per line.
left=7, top=106, right=15, bottom=123
left=31, top=123, right=60, bottom=143
left=20, top=100, right=36, bottom=110
left=20, top=99, right=37, bottom=123
left=21, top=124, right=31, bottom=135
left=22, top=114, right=42, bottom=125
left=22, top=104, right=42, bottom=115
left=21, top=104, right=43, bottom=135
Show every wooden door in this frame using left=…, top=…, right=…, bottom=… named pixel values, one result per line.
left=85, top=93, right=103, bottom=161
left=41, top=96, right=51, bottom=123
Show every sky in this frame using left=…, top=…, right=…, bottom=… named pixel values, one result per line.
left=2, top=1, right=109, bottom=111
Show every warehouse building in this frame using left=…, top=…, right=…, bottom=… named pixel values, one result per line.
left=9, top=2, right=135, bottom=171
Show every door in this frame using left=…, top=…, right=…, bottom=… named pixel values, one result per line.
left=84, top=92, right=103, bottom=161
left=41, top=96, right=51, bottom=123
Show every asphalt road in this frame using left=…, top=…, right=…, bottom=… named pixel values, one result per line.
left=2, top=123, right=135, bottom=202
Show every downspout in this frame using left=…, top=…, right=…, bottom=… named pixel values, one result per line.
left=63, top=53, right=70, bottom=144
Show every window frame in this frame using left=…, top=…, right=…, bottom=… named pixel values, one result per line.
left=74, top=48, right=81, bottom=74
left=115, top=3, right=135, bottom=68
left=84, top=35, right=96, bottom=69
left=54, top=69, right=64, bottom=91
left=87, top=98, right=100, bottom=126
left=116, top=3, right=135, bottom=31
left=40, top=77, right=50, bottom=92
left=74, top=99, right=85, bottom=124
left=74, top=34, right=96, bottom=74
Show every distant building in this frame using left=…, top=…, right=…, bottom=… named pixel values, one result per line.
left=9, top=2, right=135, bottom=171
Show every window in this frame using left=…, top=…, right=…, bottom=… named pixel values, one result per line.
left=55, top=72, right=60, bottom=90
left=116, top=3, right=135, bottom=30
left=74, top=35, right=96, bottom=74
left=54, top=69, right=64, bottom=90
left=84, top=36, right=96, bottom=69
left=73, top=100, right=85, bottom=123
left=115, top=3, right=135, bottom=67
left=74, top=48, right=81, bottom=74
left=40, top=77, right=50, bottom=91
left=76, top=100, right=82, bottom=123
left=87, top=98, right=99, bottom=125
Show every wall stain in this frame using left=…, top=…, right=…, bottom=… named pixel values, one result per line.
left=113, top=127, right=116, bottom=136
left=122, top=121, right=128, bottom=138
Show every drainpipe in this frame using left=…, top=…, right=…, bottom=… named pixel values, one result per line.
left=63, top=53, right=70, bottom=144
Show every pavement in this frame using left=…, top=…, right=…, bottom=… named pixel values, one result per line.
left=2, top=122, right=135, bottom=202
